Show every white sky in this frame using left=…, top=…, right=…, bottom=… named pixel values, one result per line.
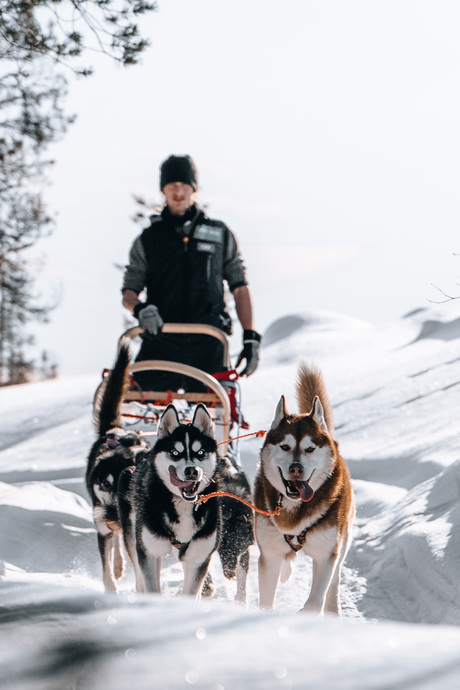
left=31, top=0, right=460, bottom=374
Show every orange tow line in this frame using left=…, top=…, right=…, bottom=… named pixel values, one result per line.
left=216, top=428, right=267, bottom=446
left=195, top=491, right=282, bottom=517
left=196, top=429, right=280, bottom=516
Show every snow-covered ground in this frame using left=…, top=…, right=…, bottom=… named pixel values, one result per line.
left=2, top=302, right=460, bottom=688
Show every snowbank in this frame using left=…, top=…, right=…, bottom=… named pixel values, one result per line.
left=1, top=302, right=460, bottom=687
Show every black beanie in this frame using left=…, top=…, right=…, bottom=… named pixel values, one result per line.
left=160, top=155, right=198, bottom=191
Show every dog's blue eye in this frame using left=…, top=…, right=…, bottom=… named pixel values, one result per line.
left=171, top=449, right=180, bottom=457
left=196, top=449, right=205, bottom=457
left=280, top=444, right=291, bottom=452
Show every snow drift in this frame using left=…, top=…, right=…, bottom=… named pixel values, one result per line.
left=1, top=301, right=460, bottom=688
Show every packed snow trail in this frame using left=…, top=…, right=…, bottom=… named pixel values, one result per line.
left=1, top=304, right=460, bottom=687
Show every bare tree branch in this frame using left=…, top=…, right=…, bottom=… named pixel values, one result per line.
left=427, top=283, right=460, bottom=304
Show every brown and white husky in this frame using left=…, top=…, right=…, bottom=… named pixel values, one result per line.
left=254, top=362, right=355, bottom=615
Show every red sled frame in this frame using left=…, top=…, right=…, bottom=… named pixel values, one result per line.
left=94, top=323, right=245, bottom=460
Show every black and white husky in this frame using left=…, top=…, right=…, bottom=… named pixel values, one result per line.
left=86, top=342, right=148, bottom=591
left=118, top=403, right=221, bottom=597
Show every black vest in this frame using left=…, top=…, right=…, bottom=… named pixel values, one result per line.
left=140, top=208, right=232, bottom=334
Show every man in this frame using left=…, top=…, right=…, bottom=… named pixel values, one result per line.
left=122, top=154, right=261, bottom=390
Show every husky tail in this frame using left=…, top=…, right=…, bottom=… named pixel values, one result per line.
left=296, top=361, right=335, bottom=435
left=94, top=339, right=131, bottom=436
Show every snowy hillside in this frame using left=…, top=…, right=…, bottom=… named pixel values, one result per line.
left=2, top=302, right=460, bottom=688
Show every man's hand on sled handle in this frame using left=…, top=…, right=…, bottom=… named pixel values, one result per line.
left=133, top=303, right=164, bottom=336
left=236, top=330, right=261, bottom=377
left=232, top=284, right=260, bottom=377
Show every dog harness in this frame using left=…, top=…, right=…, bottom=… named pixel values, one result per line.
left=281, top=496, right=335, bottom=552
left=262, top=494, right=310, bottom=552
left=284, top=528, right=308, bottom=552
left=167, top=530, right=188, bottom=550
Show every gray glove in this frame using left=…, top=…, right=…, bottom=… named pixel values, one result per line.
left=236, top=330, right=261, bottom=377
left=134, top=303, right=164, bottom=336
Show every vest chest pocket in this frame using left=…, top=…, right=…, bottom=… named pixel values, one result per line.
left=195, top=241, right=216, bottom=282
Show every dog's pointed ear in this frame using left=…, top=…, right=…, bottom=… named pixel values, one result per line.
left=271, top=395, right=288, bottom=429
left=157, top=404, right=180, bottom=438
left=311, top=396, right=328, bottom=432
left=192, top=403, right=215, bottom=437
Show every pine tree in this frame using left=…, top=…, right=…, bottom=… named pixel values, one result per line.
left=0, top=0, right=157, bottom=385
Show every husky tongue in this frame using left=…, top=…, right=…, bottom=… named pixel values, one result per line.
left=295, top=480, right=314, bottom=502
left=168, top=465, right=196, bottom=490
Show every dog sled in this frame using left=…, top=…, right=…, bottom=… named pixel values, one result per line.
left=93, top=323, right=247, bottom=461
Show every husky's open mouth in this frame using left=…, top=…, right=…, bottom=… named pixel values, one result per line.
left=169, top=465, right=200, bottom=501
left=279, top=468, right=314, bottom=502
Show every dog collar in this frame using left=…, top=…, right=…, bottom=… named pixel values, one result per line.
left=263, top=493, right=284, bottom=519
